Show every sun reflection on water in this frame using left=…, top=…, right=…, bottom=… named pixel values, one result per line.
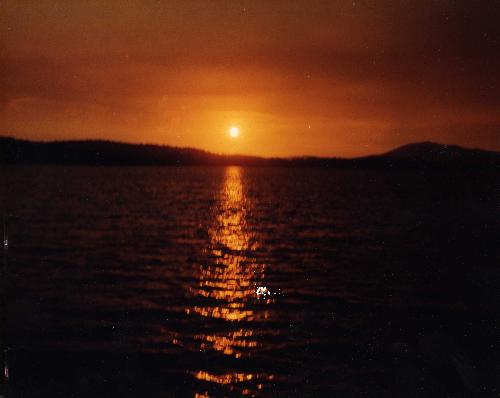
left=188, top=166, right=273, bottom=394
left=188, top=166, right=267, bottom=328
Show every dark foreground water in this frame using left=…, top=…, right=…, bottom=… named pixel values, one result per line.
left=1, top=166, right=499, bottom=397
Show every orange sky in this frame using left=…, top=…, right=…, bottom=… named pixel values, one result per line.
left=1, top=0, right=499, bottom=157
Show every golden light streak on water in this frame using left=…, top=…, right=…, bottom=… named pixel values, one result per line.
left=189, top=167, right=273, bottom=395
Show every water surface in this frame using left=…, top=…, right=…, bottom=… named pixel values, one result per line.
left=2, top=166, right=499, bottom=397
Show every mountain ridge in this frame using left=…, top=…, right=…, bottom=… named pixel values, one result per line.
left=1, top=136, right=498, bottom=168
left=383, top=141, right=499, bottom=161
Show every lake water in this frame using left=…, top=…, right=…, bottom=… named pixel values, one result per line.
left=1, top=166, right=499, bottom=397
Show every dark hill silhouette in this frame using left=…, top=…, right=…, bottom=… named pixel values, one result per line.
left=1, top=136, right=498, bottom=169
left=383, top=141, right=499, bottom=163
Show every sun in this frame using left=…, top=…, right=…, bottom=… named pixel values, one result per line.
left=229, top=126, right=240, bottom=138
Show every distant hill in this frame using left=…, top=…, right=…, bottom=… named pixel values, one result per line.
left=0, top=137, right=264, bottom=166
left=0, top=136, right=498, bottom=169
left=383, top=142, right=500, bottom=163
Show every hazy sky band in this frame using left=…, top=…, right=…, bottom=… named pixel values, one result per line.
left=1, top=0, right=499, bottom=156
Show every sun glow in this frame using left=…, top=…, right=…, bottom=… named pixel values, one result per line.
left=229, top=126, right=240, bottom=138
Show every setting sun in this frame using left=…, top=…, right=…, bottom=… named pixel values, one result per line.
left=229, top=126, right=240, bottom=138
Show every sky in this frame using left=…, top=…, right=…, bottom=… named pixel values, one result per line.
left=1, top=0, right=499, bottom=157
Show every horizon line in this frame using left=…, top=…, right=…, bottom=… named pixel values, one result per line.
left=2, top=135, right=498, bottom=160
